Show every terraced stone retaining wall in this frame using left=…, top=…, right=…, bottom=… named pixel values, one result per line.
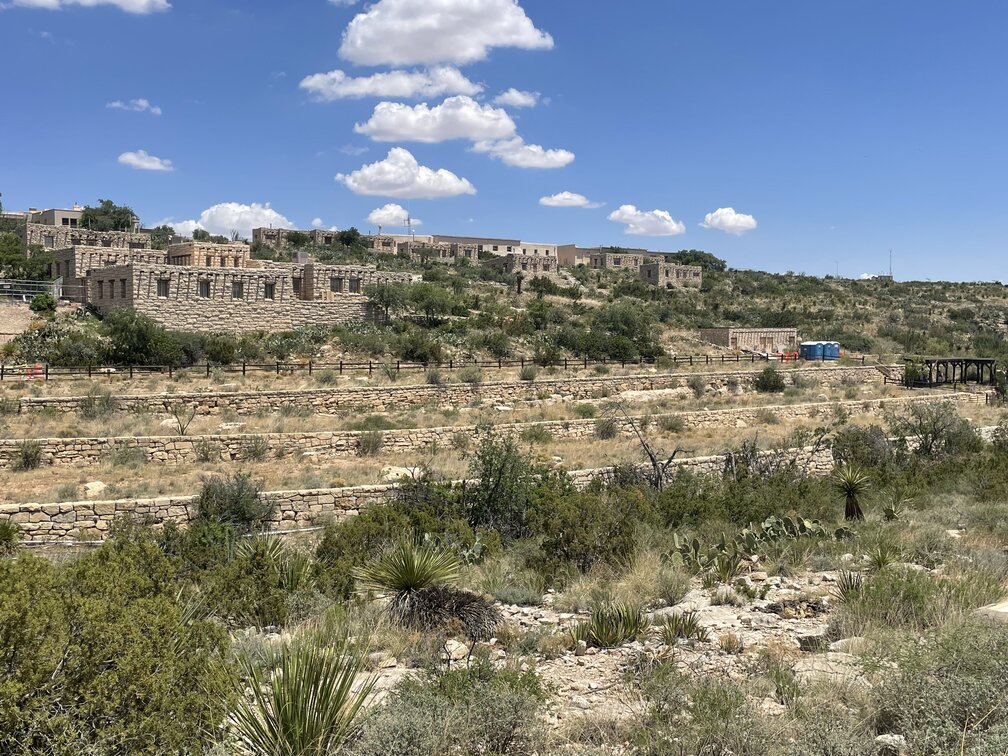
left=0, top=392, right=963, bottom=470
left=13, top=364, right=899, bottom=416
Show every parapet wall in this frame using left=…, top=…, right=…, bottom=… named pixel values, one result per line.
left=0, top=392, right=965, bottom=470
left=14, top=364, right=901, bottom=416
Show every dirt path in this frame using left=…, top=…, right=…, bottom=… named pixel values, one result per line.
left=0, top=303, right=36, bottom=345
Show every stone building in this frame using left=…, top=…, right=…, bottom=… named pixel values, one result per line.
left=431, top=234, right=521, bottom=256
left=639, top=261, right=703, bottom=289
left=49, top=246, right=169, bottom=302
left=252, top=227, right=345, bottom=249
left=699, top=327, right=800, bottom=353
left=397, top=240, right=480, bottom=264
left=22, top=223, right=151, bottom=251
left=84, top=255, right=416, bottom=334
left=589, top=249, right=647, bottom=270
left=167, top=241, right=251, bottom=268
left=556, top=245, right=593, bottom=267
left=484, top=252, right=558, bottom=278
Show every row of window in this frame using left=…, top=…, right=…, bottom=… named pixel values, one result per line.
left=329, top=276, right=362, bottom=293
left=99, top=276, right=367, bottom=301
left=95, top=279, right=129, bottom=299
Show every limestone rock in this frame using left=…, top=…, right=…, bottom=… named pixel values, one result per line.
left=797, top=625, right=830, bottom=652
left=444, top=639, right=469, bottom=662
left=829, top=636, right=868, bottom=654
left=82, top=481, right=107, bottom=499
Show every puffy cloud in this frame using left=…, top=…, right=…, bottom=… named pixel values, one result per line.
left=472, top=137, right=574, bottom=169
left=339, top=144, right=368, bottom=156
left=700, top=207, right=757, bottom=235
left=300, top=65, right=481, bottom=101
left=162, top=202, right=293, bottom=239
left=340, top=0, right=553, bottom=66
left=117, top=150, right=173, bottom=171
left=106, top=98, right=161, bottom=115
left=607, top=204, right=685, bottom=236
left=493, top=88, right=538, bottom=108
left=539, top=191, right=601, bottom=208
left=337, top=147, right=476, bottom=199
left=355, top=96, right=514, bottom=143
left=5, top=0, right=169, bottom=11
left=367, top=203, right=421, bottom=227
left=311, top=218, right=324, bottom=228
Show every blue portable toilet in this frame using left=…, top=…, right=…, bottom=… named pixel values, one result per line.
left=824, top=341, right=841, bottom=360
left=800, top=341, right=823, bottom=361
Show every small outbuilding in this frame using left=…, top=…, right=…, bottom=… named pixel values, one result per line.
left=699, top=327, right=799, bottom=353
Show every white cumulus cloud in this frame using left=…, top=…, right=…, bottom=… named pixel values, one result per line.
left=6, top=0, right=169, bottom=12
left=493, top=88, right=539, bottom=108
left=340, top=0, right=553, bottom=66
left=117, top=150, right=173, bottom=171
left=539, top=191, right=601, bottom=208
left=367, top=203, right=421, bottom=227
left=472, top=137, right=574, bottom=169
left=300, top=66, right=481, bottom=101
left=162, top=202, right=293, bottom=239
left=106, top=98, right=161, bottom=115
left=336, top=147, right=476, bottom=199
left=311, top=218, right=324, bottom=228
left=700, top=207, right=758, bottom=235
left=355, top=96, right=515, bottom=143
left=608, top=205, right=685, bottom=236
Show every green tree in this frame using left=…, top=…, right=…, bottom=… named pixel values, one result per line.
left=365, top=282, right=407, bottom=320
left=666, top=249, right=727, bottom=272
left=102, top=308, right=182, bottom=365
left=29, top=292, right=56, bottom=315
left=407, top=282, right=454, bottom=325
left=286, top=231, right=311, bottom=248
left=148, top=224, right=175, bottom=250
left=192, top=228, right=210, bottom=241
left=79, top=199, right=137, bottom=232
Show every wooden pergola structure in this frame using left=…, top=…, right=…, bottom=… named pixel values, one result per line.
left=905, top=356, right=998, bottom=387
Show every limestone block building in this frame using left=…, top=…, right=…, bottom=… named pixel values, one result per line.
left=699, top=327, right=799, bottom=353
left=484, top=252, right=558, bottom=278
left=639, top=261, right=703, bottom=289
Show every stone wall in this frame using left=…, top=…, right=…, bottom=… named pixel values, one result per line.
left=23, top=223, right=151, bottom=251
left=13, top=364, right=902, bottom=416
left=0, top=392, right=964, bottom=470
left=639, top=261, right=702, bottom=289
left=0, top=447, right=838, bottom=543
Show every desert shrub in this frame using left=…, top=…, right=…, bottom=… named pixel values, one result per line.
left=519, top=425, right=552, bottom=445
left=194, top=438, right=220, bottom=462
left=0, top=518, right=20, bottom=557
left=79, top=385, right=117, bottom=419
left=239, top=435, right=270, bottom=461
left=594, top=417, right=618, bottom=440
left=571, top=603, right=648, bottom=648
left=194, top=473, right=272, bottom=530
left=527, top=490, right=644, bottom=577
left=657, top=414, right=684, bottom=433
left=357, top=430, right=385, bottom=457
left=573, top=403, right=597, bottom=419
left=108, top=444, right=147, bottom=467
left=0, top=534, right=231, bottom=753
left=29, top=292, right=57, bottom=316
left=889, top=401, right=982, bottom=458
left=0, top=397, right=17, bottom=416
left=349, top=660, right=546, bottom=756
left=753, top=366, right=786, bottom=393
left=458, top=365, right=483, bottom=385
left=425, top=367, right=443, bottom=385
left=655, top=568, right=691, bottom=606
left=316, top=368, right=338, bottom=385
left=873, top=620, right=1008, bottom=754
left=659, top=609, right=709, bottom=643
left=687, top=375, right=707, bottom=398
left=13, top=440, right=42, bottom=471
left=518, top=364, right=538, bottom=382
left=831, top=424, right=894, bottom=471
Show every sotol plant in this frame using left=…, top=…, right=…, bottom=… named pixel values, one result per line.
left=659, top=609, right=709, bottom=644
left=570, top=603, right=648, bottom=649
left=831, top=463, right=871, bottom=521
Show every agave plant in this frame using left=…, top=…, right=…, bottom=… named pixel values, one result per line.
left=867, top=540, right=902, bottom=573
left=229, top=634, right=376, bottom=756
left=571, top=603, right=648, bottom=649
left=833, top=570, right=864, bottom=603
left=831, top=463, right=871, bottom=521
left=659, top=609, right=709, bottom=644
left=882, top=489, right=914, bottom=522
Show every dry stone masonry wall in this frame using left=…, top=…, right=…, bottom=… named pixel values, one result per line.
left=14, top=364, right=901, bottom=416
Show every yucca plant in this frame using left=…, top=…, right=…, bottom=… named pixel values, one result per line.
left=867, top=540, right=902, bottom=573
left=355, top=540, right=461, bottom=628
left=659, top=609, right=709, bottom=644
left=833, top=570, right=864, bottom=603
left=831, top=463, right=871, bottom=521
left=572, top=603, right=648, bottom=648
left=230, top=635, right=376, bottom=756
left=882, top=489, right=914, bottom=522
left=0, top=517, right=20, bottom=557
left=711, top=552, right=744, bottom=584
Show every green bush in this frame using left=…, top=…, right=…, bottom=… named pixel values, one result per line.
left=79, top=385, right=116, bottom=419
left=13, top=440, right=42, bottom=471
left=29, top=292, right=56, bottom=316
left=753, top=366, right=786, bottom=393
left=0, top=535, right=231, bottom=753
left=240, top=435, right=270, bottom=461
left=349, top=660, right=546, bottom=756
left=194, top=473, right=272, bottom=530
left=0, top=517, right=20, bottom=557
left=571, top=603, right=648, bottom=648
left=0, top=397, right=17, bottom=416
left=594, top=417, right=618, bottom=440
left=458, top=365, right=483, bottom=385
left=657, top=414, right=684, bottom=433
left=518, top=364, right=538, bottom=382
left=573, top=403, right=598, bottom=419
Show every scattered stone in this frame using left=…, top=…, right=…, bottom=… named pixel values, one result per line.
left=735, top=419, right=748, bottom=428
left=792, top=652, right=863, bottom=686
left=381, top=466, right=418, bottom=481
left=443, top=640, right=470, bottom=662
left=571, top=695, right=591, bottom=710
left=875, top=733, right=908, bottom=754
left=368, top=651, right=398, bottom=669
left=829, top=636, right=868, bottom=654
left=946, top=529, right=964, bottom=539
left=494, top=405, right=514, bottom=412
left=977, top=599, right=1008, bottom=623
left=82, top=481, right=107, bottom=498
left=575, top=640, right=587, bottom=657
left=797, top=626, right=830, bottom=652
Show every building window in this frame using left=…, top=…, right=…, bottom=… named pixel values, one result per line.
left=264, top=282, right=276, bottom=300
left=61, top=218, right=69, bottom=226
left=232, top=281, right=244, bottom=299
left=205, top=256, right=212, bottom=266
left=331, top=277, right=344, bottom=293
left=70, top=218, right=77, bottom=228
left=614, top=257, right=622, bottom=266
left=120, top=279, right=128, bottom=297
left=43, top=235, right=54, bottom=249
left=292, top=278, right=302, bottom=295
left=349, top=277, right=361, bottom=294
left=219, top=256, right=226, bottom=268
left=157, top=279, right=170, bottom=298
left=492, top=245, right=499, bottom=252
left=96, top=281, right=103, bottom=299
left=198, top=280, right=211, bottom=298
left=234, top=257, right=241, bottom=268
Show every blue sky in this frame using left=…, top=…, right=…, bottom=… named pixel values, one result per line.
left=1, top=0, right=1006, bottom=281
